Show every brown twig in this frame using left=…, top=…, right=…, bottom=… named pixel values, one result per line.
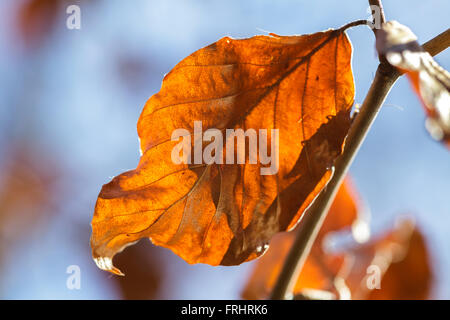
left=270, top=64, right=399, bottom=300
left=422, top=28, right=450, bottom=57
left=368, top=0, right=386, bottom=25
left=270, top=1, right=449, bottom=300
left=368, top=0, right=386, bottom=64
left=339, top=19, right=369, bottom=31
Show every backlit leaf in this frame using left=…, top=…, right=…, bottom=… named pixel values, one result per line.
left=91, top=27, right=356, bottom=273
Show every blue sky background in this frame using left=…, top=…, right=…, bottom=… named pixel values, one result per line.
left=0, top=0, right=448, bottom=299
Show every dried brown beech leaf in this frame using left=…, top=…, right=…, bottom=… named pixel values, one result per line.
left=91, top=27, right=356, bottom=273
left=376, top=21, right=450, bottom=147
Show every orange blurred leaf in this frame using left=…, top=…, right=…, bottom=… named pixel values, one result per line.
left=347, top=219, right=432, bottom=300
left=376, top=21, right=450, bottom=148
left=242, top=199, right=432, bottom=300
left=242, top=177, right=363, bottom=299
left=16, top=0, right=60, bottom=49
left=0, top=143, right=60, bottom=269
left=91, top=27, right=356, bottom=273
left=0, top=144, right=59, bottom=236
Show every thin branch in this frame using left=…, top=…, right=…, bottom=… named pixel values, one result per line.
left=368, top=0, right=386, bottom=24
left=368, top=0, right=386, bottom=64
left=270, top=64, right=399, bottom=300
left=270, top=4, right=449, bottom=300
left=422, top=28, right=450, bottom=57
left=339, top=19, right=369, bottom=31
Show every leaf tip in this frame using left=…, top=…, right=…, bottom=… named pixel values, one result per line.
left=93, top=256, right=125, bottom=276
